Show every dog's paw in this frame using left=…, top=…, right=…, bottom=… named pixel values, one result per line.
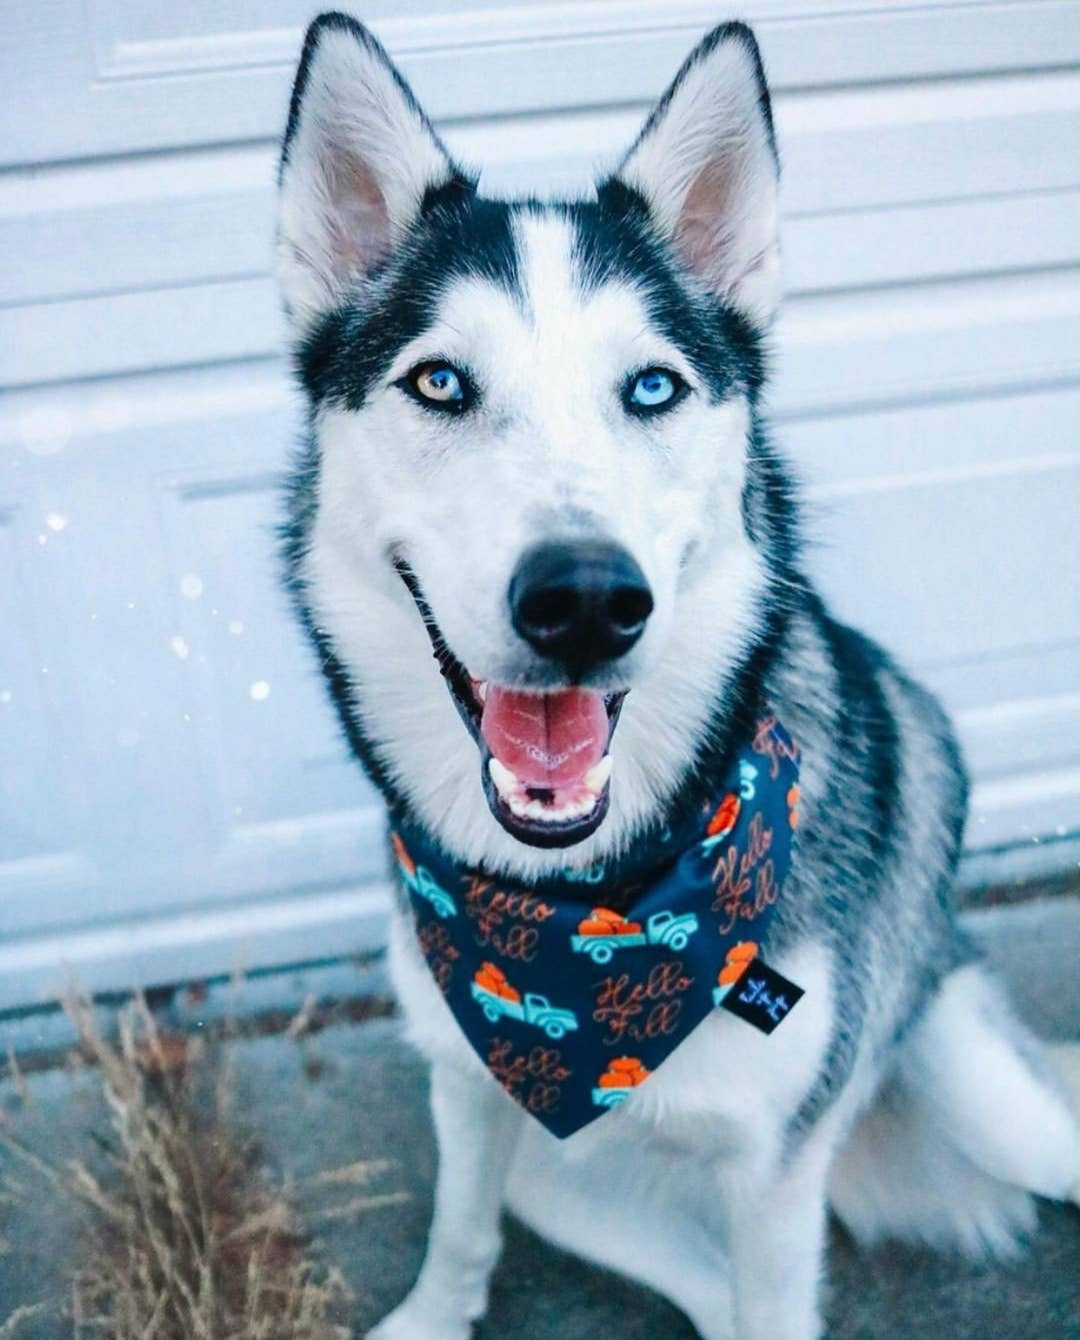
left=366, top=1299, right=474, bottom=1340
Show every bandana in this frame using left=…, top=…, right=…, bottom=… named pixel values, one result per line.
left=393, top=713, right=802, bottom=1138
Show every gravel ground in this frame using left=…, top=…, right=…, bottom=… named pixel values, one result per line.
left=2, top=899, right=1077, bottom=1339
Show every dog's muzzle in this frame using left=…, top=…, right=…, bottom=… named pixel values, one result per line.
left=395, top=542, right=653, bottom=848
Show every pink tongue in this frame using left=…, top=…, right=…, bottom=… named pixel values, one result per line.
left=481, top=687, right=608, bottom=787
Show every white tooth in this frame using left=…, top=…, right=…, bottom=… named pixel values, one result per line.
left=476, top=680, right=488, bottom=702
left=488, top=757, right=519, bottom=799
left=583, top=755, right=613, bottom=793
left=502, top=788, right=606, bottom=827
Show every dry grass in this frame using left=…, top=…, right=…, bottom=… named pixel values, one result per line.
left=1, top=993, right=407, bottom=1339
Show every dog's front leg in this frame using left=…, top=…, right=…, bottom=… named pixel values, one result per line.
left=369, top=1060, right=523, bottom=1340
left=724, top=1127, right=833, bottom=1340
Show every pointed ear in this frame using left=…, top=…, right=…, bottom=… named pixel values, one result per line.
left=614, top=23, right=781, bottom=327
left=276, top=13, right=461, bottom=330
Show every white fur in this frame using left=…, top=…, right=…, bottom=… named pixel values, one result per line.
left=379, top=914, right=840, bottom=1340
left=277, top=23, right=1080, bottom=1340
left=902, top=968, right=1079, bottom=1199
left=304, top=210, right=767, bottom=883
left=618, top=32, right=782, bottom=326
left=370, top=1057, right=522, bottom=1340
left=277, top=21, right=452, bottom=328
left=828, top=965, right=1080, bottom=1257
left=380, top=924, right=1079, bottom=1340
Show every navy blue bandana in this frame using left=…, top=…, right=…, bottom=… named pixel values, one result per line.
left=393, top=713, right=802, bottom=1138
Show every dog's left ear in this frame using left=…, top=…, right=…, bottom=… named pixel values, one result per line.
left=276, top=13, right=461, bottom=331
left=613, top=23, right=781, bottom=327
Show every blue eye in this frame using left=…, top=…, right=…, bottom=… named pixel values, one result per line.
left=407, top=361, right=470, bottom=410
left=628, top=367, right=684, bottom=413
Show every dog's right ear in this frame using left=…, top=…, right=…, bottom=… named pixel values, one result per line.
left=276, top=13, right=460, bottom=331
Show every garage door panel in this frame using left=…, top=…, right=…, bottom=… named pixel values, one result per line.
left=785, top=384, right=1080, bottom=491
left=4, top=84, right=1079, bottom=323
left=790, top=386, right=1080, bottom=662
left=0, top=881, right=392, bottom=1015
left=4, top=1, right=1078, bottom=166
left=949, top=651, right=1080, bottom=781
left=0, top=376, right=382, bottom=944
left=0, top=165, right=272, bottom=309
left=2, top=0, right=1078, bottom=1007
left=0, top=278, right=283, bottom=390
left=0, top=494, right=110, bottom=939
left=6, top=266, right=1079, bottom=416
left=783, top=191, right=1080, bottom=297
left=0, top=501, right=85, bottom=864
left=809, top=461, right=1080, bottom=664
left=788, top=388, right=1080, bottom=859
left=775, top=269, right=1080, bottom=417
left=158, top=472, right=373, bottom=829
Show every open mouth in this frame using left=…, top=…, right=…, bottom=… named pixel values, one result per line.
left=396, top=560, right=625, bottom=848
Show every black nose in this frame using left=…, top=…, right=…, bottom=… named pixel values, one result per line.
left=509, top=540, right=654, bottom=680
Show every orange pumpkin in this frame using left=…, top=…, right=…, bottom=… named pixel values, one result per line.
left=592, top=907, right=625, bottom=925
left=610, top=1056, right=642, bottom=1074
left=707, top=793, right=741, bottom=837
left=390, top=831, right=415, bottom=875
left=578, top=918, right=614, bottom=936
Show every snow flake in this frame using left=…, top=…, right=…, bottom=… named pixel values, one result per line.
left=18, top=406, right=72, bottom=456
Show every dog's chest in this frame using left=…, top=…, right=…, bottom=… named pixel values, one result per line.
left=389, top=902, right=835, bottom=1155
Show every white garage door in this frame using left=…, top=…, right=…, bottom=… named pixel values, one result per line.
left=2, top=0, right=1079, bottom=1010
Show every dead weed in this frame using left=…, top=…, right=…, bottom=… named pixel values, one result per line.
left=1, top=993, right=406, bottom=1338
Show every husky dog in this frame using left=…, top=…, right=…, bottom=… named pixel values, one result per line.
left=276, top=14, right=1080, bottom=1339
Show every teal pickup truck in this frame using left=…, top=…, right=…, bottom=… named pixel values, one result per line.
left=470, top=983, right=579, bottom=1040
left=570, top=910, right=699, bottom=964
left=401, top=863, right=458, bottom=919
left=591, top=1086, right=632, bottom=1109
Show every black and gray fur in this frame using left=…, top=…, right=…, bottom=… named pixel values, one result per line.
left=274, top=16, right=1080, bottom=1340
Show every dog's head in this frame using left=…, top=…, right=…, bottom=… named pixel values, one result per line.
left=277, top=14, right=794, bottom=869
